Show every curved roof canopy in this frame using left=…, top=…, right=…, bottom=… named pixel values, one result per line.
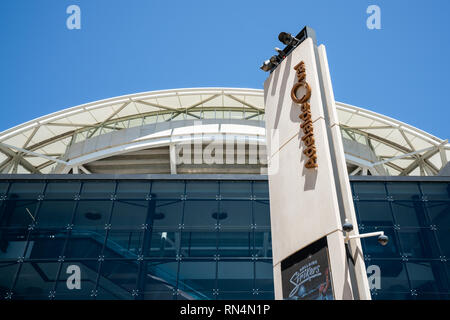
left=0, top=87, right=448, bottom=176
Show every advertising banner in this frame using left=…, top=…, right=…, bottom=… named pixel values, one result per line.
left=281, top=237, right=334, bottom=300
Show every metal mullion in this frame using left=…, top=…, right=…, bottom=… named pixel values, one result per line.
left=9, top=181, right=48, bottom=298
left=18, top=182, right=48, bottom=259
left=92, top=180, right=118, bottom=299
left=251, top=180, right=257, bottom=293
left=351, top=184, right=385, bottom=297
left=3, top=179, right=12, bottom=197
left=417, top=182, right=450, bottom=288
left=2, top=180, right=24, bottom=297
left=0, top=179, right=12, bottom=282
left=135, top=181, right=155, bottom=299
left=384, top=182, right=414, bottom=296
left=214, top=180, right=220, bottom=300
left=51, top=181, right=84, bottom=298
left=174, top=180, right=187, bottom=300
left=0, top=180, right=12, bottom=225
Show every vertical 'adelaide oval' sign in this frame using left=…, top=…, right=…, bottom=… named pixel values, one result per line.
left=290, top=61, right=318, bottom=169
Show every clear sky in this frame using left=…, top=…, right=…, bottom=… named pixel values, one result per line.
left=0, top=0, right=449, bottom=139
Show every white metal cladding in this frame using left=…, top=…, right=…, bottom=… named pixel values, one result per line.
left=0, top=87, right=447, bottom=175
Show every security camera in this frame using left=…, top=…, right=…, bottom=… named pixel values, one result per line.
left=269, top=55, right=281, bottom=65
left=260, top=60, right=273, bottom=72
left=342, top=221, right=353, bottom=233
left=345, top=229, right=388, bottom=246
left=342, top=219, right=353, bottom=232
left=377, top=234, right=389, bottom=246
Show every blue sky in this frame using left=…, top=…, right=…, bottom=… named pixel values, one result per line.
left=0, top=0, right=449, bottom=138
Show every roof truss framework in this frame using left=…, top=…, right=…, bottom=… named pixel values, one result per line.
left=0, top=88, right=447, bottom=176
left=0, top=144, right=40, bottom=174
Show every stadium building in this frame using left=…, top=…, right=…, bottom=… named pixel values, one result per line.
left=0, top=86, right=448, bottom=300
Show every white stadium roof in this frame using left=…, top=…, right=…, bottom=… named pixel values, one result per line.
left=0, top=87, right=448, bottom=176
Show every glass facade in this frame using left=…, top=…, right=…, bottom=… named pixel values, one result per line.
left=0, top=177, right=449, bottom=300
left=351, top=180, right=450, bottom=300
left=0, top=179, right=272, bottom=300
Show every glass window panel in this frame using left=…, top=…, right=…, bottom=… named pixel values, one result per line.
left=26, top=230, right=68, bottom=260
left=110, top=200, right=148, bottom=230
left=0, top=200, right=38, bottom=228
left=352, top=182, right=386, bottom=200
left=72, top=201, right=112, bottom=231
left=0, top=229, right=28, bottom=259
left=115, top=182, right=151, bottom=200
left=398, top=228, right=440, bottom=259
left=446, top=261, right=450, bottom=285
left=183, top=200, right=217, bottom=231
left=372, top=291, right=411, bottom=300
left=421, top=182, right=450, bottom=201
left=151, top=181, right=184, bottom=199
left=415, top=292, right=450, bottom=300
left=176, top=290, right=215, bottom=300
left=95, top=286, right=121, bottom=300
left=426, top=201, right=450, bottom=228
left=180, top=231, right=217, bottom=258
left=254, top=231, right=272, bottom=258
left=13, top=262, right=59, bottom=299
left=80, top=182, right=115, bottom=199
left=391, top=201, right=428, bottom=227
left=255, top=261, right=274, bottom=292
left=8, top=182, right=45, bottom=200
left=142, top=291, right=175, bottom=300
left=104, top=231, right=144, bottom=258
left=55, top=261, right=98, bottom=300
left=361, top=227, right=400, bottom=258
left=65, top=231, right=106, bottom=259
left=97, top=260, right=138, bottom=298
left=185, top=181, right=218, bottom=200
left=217, top=291, right=255, bottom=300
left=0, top=262, right=18, bottom=292
left=178, top=260, right=216, bottom=292
left=45, top=181, right=81, bottom=199
left=253, top=181, right=269, bottom=200
left=217, top=260, right=254, bottom=292
left=142, top=260, right=178, bottom=294
left=35, top=201, right=76, bottom=229
left=145, top=231, right=180, bottom=258
left=436, top=228, right=450, bottom=257
left=152, top=200, right=183, bottom=230
left=218, top=231, right=252, bottom=257
left=369, top=259, right=410, bottom=292
left=386, top=182, right=421, bottom=201
left=220, top=181, right=252, bottom=200
left=254, top=200, right=270, bottom=228
left=219, top=201, right=252, bottom=230
left=252, top=291, right=275, bottom=300
left=406, top=261, right=449, bottom=293
left=0, top=182, right=9, bottom=195
left=355, top=201, right=394, bottom=227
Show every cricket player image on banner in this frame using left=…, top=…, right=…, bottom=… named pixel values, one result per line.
left=281, top=238, right=334, bottom=300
